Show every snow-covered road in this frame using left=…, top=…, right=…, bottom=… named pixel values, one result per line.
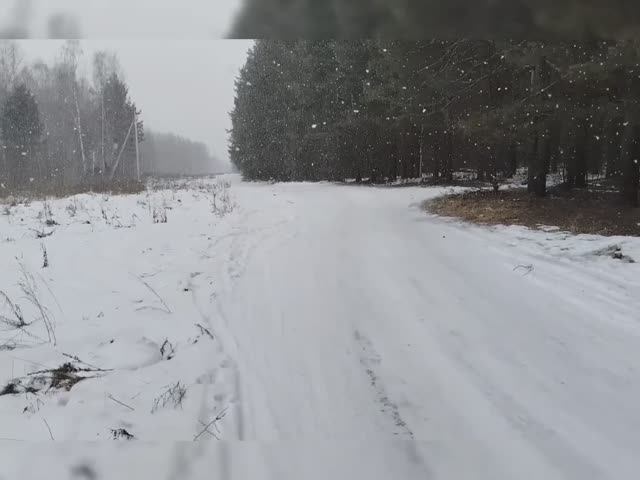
left=2, top=179, right=640, bottom=480
left=199, top=181, right=640, bottom=479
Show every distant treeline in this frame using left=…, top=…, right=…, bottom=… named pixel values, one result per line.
left=141, top=131, right=224, bottom=177
left=0, top=40, right=221, bottom=195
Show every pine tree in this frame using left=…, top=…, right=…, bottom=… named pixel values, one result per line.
left=229, top=39, right=640, bottom=204
left=1, top=83, right=43, bottom=186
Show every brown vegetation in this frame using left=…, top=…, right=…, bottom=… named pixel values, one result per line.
left=0, top=179, right=144, bottom=201
left=426, top=187, right=640, bottom=237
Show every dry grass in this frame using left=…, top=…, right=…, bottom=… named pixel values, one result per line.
left=426, top=187, right=640, bottom=237
left=0, top=363, right=91, bottom=397
left=0, top=179, right=144, bottom=202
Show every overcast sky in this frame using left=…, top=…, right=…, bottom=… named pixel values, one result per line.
left=18, top=40, right=254, bottom=166
left=1, top=0, right=243, bottom=38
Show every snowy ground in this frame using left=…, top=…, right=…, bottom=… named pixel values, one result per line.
left=1, top=177, right=639, bottom=479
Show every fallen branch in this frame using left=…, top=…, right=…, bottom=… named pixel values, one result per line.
left=195, top=323, right=214, bottom=340
left=107, top=394, right=135, bottom=411
left=196, top=420, right=220, bottom=440
left=193, top=407, right=228, bottom=441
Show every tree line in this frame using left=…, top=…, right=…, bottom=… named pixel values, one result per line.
left=0, top=41, right=143, bottom=192
left=230, top=40, right=640, bottom=205
left=141, top=131, right=224, bottom=177
left=230, top=0, right=640, bottom=40
left=0, top=41, right=219, bottom=194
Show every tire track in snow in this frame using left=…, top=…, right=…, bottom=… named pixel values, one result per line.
left=353, top=329, right=433, bottom=478
left=353, top=330, right=414, bottom=439
left=190, top=206, right=297, bottom=444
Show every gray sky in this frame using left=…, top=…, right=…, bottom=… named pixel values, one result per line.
left=18, top=40, right=254, bottom=166
left=1, top=0, right=243, bottom=38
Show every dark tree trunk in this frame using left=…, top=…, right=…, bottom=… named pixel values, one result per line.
left=477, top=165, right=486, bottom=181
left=565, top=129, right=587, bottom=189
left=574, top=145, right=588, bottom=188
left=527, top=134, right=537, bottom=193
left=550, top=152, right=559, bottom=174
left=442, top=129, right=454, bottom=182
left=527, top=56, right=547, bottom=196
left=621, top=119, right=640, bottom=206
left=528, top=132, right=547, bottom=196
left=369, top=157, right=378, bottom=183
left=432, top=147, right=440, bottom=182
left=605, top=117, right=623, bottom=178
left=432, top=136, right=443, bottom=183
left=574, top=122, right=588, bottom=188
left=507, top=143, right=517, bottom=177
left=389, top=142, right=398, bottom=180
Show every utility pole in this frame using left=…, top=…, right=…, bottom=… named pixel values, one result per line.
left=73, top=85, right=87, bottom=175
left=101, top=93, right=105, bottom=174
left=109, top=117, right=134, bottom=181
left=134, top=112, right=140, bottom=181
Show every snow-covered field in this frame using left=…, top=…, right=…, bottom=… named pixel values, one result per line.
left=1, top=176, right=639, bottom=479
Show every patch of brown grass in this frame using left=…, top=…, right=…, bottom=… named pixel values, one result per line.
left=426, top=187, right=640, bottom=237
left=49, top=363, right=86, bottom=391
left=0, top=179, right=145, bottom=202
